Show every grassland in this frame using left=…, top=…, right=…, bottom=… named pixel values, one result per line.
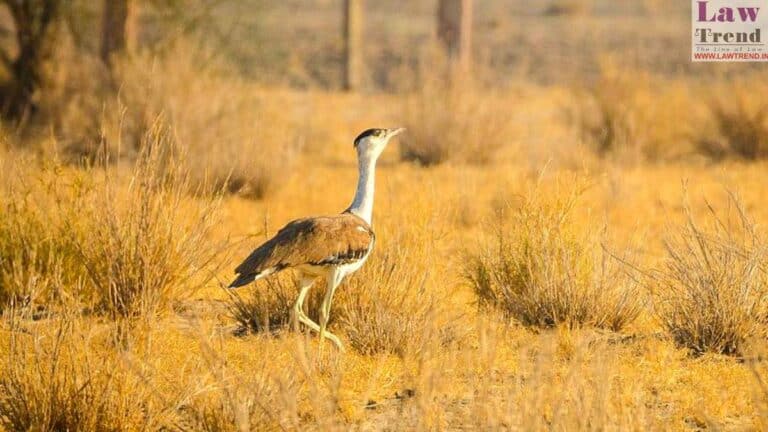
left=1, top=1, right=768, bottom=431
left=2, top=81, right=768, bottom=429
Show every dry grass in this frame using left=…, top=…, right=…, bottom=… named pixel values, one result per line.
left=571, top=64, right=694, bottom=162
left=543, top=0, right=591, bottom=16
left=0, top=312, right=171, bottom=431
left=3, top=155, right=768, bottom=429
left=225, top=274, right=299, bottom=334
left=0, top=195, right=70, bottom=311
left=64, top=127, right=223, bottom=319
left=0, top=125, right=223, bottom=319
left=170, top=332, right=296, bottom=431
left=112, top=43, right=305, bottom=199
left=653, top=192, right=768, bottom=356
left=13, top=39, right=306, bottom=200
left=399, top=74, right=511, bottom=166
left=572, top=68, right=768, bottom=163
left=225, top=272, right=331, bottom=335
left=336, top=238, right=456, bottom=356
left=0, top=156, right=83, bottom=312
left=397, top=326, right=678, bottom=430
left=466, top=177, right=642, bottom=331
left=5, top=18, right=768, bottom=427
left=697, top=78, right=768, bottom=161
left=226, top=234, right=457, bottom=356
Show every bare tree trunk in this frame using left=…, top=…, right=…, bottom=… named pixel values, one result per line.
left=437, top=0, right=473, bottom=73
left=342, top=0, right=363, bottom=90
left=101, top=0, right=136, bottom=66
left=1, top=0, right=62, bottom=119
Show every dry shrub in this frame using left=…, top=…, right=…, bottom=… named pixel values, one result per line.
left=112, top=41, right=305, bottom=198
left=0, top=156, right=84, bottom=311
left=5, top=33, right=304, bottom=200
left=400, top=74, right=510, bottom=166
left=0, top=199, right=70, bottom=311
left=35, top=27, right=111, bottom=160
left=543, top=0, right=591, bottom=16
left=696, top=78, right=768, bottom=160
left=572, top=63, right=693, bottom=161
left=0, top=314, right=170, bottom=431
left=465, top=178, right=642, bottom=331
left=23, top=35, right=306, bottom=199
left=66, top=127, right=223, bottom=318
left=574, top=68, right=768, bottom=162
left=226, top=273, right=322, bottom=334
left=226, top=233, right=454, bottom=356
left=336, top=240, right=451, bottom=356
left=653, top=193, right=768, bottom=356
left=174, top=335, right=295, bottom=431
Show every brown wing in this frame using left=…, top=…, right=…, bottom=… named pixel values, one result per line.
left=230, top=213, right=374, bottom=287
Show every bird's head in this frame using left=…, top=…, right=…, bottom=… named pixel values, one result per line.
left=353, top=127, right=405, bottom=159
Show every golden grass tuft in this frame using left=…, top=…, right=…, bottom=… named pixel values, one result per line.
left=337, top=241, right=454, bottom=356
left=571, top=63, right=694, bottom=162
left=0, top=197, right=69, bottom=311
left=0, top=313, right=170, bottom=431
left=112, top=42, right=304, bottom=199
left=465, top=178, right=642, bottom=331
left=20, top=39, right=305, bottom=199
left=399, top=75, right=510, bottom=166
left=0, top=156, right=84, bottom=312
left=697, top=78, right=768, bottom=160
left=653, top=192, right=768, bottom=356
left=0, top=126, right=223, bottom=319
left=65, top=127, right=223, bottom=319
left=173, top=334, right=295, bottom=431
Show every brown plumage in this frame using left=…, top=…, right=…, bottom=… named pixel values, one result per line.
left=229, top=212, right=375, bottom=287
left=227, top=127, right=404, bottom=350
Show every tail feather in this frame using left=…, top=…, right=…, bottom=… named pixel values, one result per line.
left=228, top=273, right=256, bottom=288
left=228, top=267, right=276, bottom=288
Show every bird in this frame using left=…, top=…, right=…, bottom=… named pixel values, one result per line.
left=229, top=127, right=405, bottom=350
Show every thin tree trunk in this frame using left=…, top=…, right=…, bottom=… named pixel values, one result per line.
left=437, top=0, right=473, bottom=73
left=342, top=0, right=364, bottom=90
left=2, top=0, right=61, bottom=118
left=101, top=0, right=135, bottom=66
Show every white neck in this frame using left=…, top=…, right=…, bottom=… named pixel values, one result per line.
left=347, top=152, right=377, bottom=224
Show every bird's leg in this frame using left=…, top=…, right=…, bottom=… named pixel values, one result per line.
left=318, top=269, right=344, bottom=351
left=292, top=277, right=315, bottom=332
left=296, top=314, right=343, bottom=348
left=291, top=277, right=343, bottom=347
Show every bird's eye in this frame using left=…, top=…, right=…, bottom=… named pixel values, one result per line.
left=375, top=130, right=384, bottom=136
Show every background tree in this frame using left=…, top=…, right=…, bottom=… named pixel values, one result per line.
left=0, top=0, right=63, bottom=118
left=342, top=0, right=363, bottom=90
left=101, top=0, right=136, bottom=67
left=437, top=0, right=473, bottom=73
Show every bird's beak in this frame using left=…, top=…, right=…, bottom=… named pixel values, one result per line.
left=388, top=127, right=406, bottom=137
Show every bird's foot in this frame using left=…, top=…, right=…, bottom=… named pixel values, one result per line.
left=295, top=312, right=344, bottom=351
left=323, top=331, right=345, bottom=352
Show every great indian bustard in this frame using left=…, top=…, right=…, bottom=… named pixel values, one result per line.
left=229, top=127, right=405, bottom=350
